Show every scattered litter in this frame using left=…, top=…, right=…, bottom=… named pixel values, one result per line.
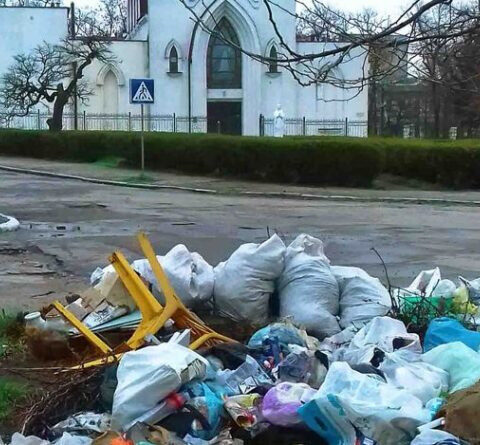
left=0, top=213, right=20, bottom=232
left=8, top=233, right=480, bottom=445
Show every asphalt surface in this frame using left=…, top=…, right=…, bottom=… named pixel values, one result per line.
left=1, top=169, right=480, bottom=309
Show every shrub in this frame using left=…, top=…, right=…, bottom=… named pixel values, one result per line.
left=0, top=131, right=384, bottom=187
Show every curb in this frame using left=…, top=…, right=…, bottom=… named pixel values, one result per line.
left=0, top=213, right=20, bottom=232
left=1, top=164, right=480, bottom=207
left=0, top=165, right=217, bottom=194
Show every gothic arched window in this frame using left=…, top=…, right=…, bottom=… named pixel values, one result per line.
left=268, top=46, right=278, bottom=73
left=169, top=46, right=179, bottom=73
left=207, top=18, right=242, bottom=89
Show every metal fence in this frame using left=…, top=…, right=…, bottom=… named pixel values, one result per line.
left=260, top=116, right=368, bottom=137
left=0, top=111, right=367, bottom=137
left=0, top=112, right=208, bottom=134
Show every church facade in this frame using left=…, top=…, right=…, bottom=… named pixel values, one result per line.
left=0, top=0, right=369, bottom=135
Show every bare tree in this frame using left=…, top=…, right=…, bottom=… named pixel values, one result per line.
left=73, top=0, right=127, bottom=38
left=0, top=38, right=114, bottom=131
left=177, top=0, right=479, bottom=95
left=0, top=0, right=59, bottom=5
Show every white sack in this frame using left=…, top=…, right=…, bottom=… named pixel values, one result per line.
left=278, top=234, right=340, bottom=339
left=332, top=266, right=392, bottom=329
left=112, top=343, right=208, bottom=431
left=213, top=235, right=286, bottom=326
left=132, top=244, right=214, bottom=308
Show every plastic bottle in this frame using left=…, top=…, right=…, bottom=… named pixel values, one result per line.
left=124, top=393, right=188, bottom=431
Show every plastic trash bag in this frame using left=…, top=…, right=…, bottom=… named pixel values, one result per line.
left=186, top=385, right=224, bottom=441
left=262, top=382, right=315, bottom=427
left=247, top=322, right=306, bottom=353
left=213, top=235, right=286, bottom=326
left=424, top=317, right=480, bottom=352
left=405, top=268, right=442, bottom=297
left=299, top=362, right=431, bottom=445
left=132, top=244, right=214, bottom=308
left=52, top=412, right=110, bottom=434
left=458, top=276, right=480, bottom=303
left=411, top=429, right=460, bottom=445
left=278, top=234, right=340, bottom=339
left=216, top=355, right=273, bottom=396
left=9, top=435, right=50, bottom=445
left=332, top=266, right=391, bottom=329
left=53, top=433, right=92, bottom=445
left=422, top=341, right=480, bottom=393
left=112, top=343, right=208, bottom=431
left=379, top=352, right=449, bottom=404
left=341, top=316, right=421, bottom=365
left=432, top=280, right=457, bottom=298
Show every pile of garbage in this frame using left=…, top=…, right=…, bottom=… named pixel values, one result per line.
left=7, top=234, right=480, bottom=445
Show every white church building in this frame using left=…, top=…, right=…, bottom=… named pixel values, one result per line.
left=0, top=0, right=369, bottom=136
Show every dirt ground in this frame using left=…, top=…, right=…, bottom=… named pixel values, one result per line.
left=2, top=168, right=480, bottom=310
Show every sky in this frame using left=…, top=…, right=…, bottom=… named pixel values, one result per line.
left=72, top=0, right=405, bottom=17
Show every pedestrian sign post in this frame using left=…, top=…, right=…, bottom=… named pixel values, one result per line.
left=130, top=79, right=155, bottom=172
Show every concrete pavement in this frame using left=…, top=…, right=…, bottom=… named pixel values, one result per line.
left=1, top=163, right=480, bottom=309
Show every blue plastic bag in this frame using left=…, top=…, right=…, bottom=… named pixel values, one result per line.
left=424, top=317, right=480, bottom=352
left=248, top=323, right=306, bottom=352
left=182, top=383, right=225, bottom=441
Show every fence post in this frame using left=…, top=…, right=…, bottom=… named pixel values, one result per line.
left=173, top=113, right=176, bottom=133
left=128, top=112, right=132, bottom=132
left=259, top=114, right=264, bottom=136
left=345, top=117, right=349, bottom=137
left=83, top=111, right=86, bottom=131
left=217, top=120, right=221, bottom=134
left=302, top=116, right=306, bottom=136
left=37, top=110, right=41, bottom=130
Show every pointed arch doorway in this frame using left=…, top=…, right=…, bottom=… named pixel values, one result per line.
left=206, top=17, right=242, bottom=135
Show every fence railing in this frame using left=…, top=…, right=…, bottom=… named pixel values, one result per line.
left=0, top=111, right=368, bottom=137
left=260, top=116, right=368, bottom=138
left=0, top=112, right=208, bottom=134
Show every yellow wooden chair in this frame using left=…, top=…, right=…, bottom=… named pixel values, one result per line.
left=54, top=232, right=234, bottom=369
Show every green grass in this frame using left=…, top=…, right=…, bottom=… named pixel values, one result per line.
left=0, top=311, right=25, bottom=359
left=0, top=378, right=29, bottom=422
left=92, top=155, right=126, bottom=168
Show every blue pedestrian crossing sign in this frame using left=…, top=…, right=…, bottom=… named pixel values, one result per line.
left=130, top=78, right=155, bottom=104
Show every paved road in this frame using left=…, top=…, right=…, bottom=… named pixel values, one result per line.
left=2, top=170, right=480, bottom=309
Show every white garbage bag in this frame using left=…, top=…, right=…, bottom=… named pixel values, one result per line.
left=278, top=234, right=340, bottom=339
left=379, top=352, right=449, bottom=404
left=213, top=235, right=286, bottom=326
left=340, top=316, right=422, bottom=365
left=9, top=434, right=50, bottom=445
left=112, top=343, right=208, bottom=431
left=53, top=434, right=92, bottom=445
left=422, top=341, right=480, bottom=393
left=332, top=266, right=391, bottom=329
left=411, top=429, right=460, bottom=445
left=405, top=268, right=442, bottom=297
left=132, top=244, right=214, bottom=308
left=302, top=362, right=431, bottom=445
